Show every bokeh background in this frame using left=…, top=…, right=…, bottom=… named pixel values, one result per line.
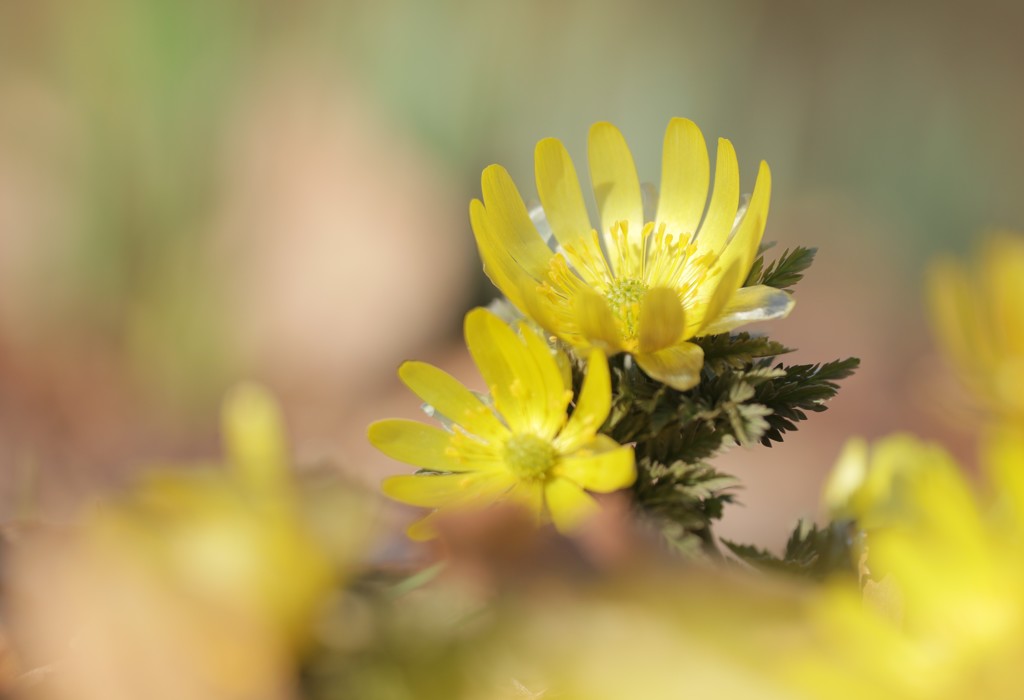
left=1, top=0, right=1021, bottom=546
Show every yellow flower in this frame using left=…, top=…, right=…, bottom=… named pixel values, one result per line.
left=10, top=385, right=342, bottom=700
left=928, top=232, right=1024, bottom=418
left=469, top=118, right=794, bottom=390
left=822, top=434, right=963, bottom=531
left=370, top=308, right=635, bottom=540
left=816, top=431, right=1024, bottom=698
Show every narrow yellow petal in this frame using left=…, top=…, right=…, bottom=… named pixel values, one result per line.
left=982, top=425, right=1024, bottom=534
left=406, top=511, right=443, bottom=541
left=470, top=198, right=538, bottom=311
left=221, top=382, right=290, bottom=494
left=694, top=138, right=740, bottom=256
left=574, top=290, right=625, bottom=352
left=398, top=361, right=510, bottom=442
left=588, top=122, right=643, bottom=243
left=635, top=342, right=705, bottom=391
left=556, top=435, right=636, bottom=493
left=927, top=257, right=990, bottom=373
left=535, top=137, right=593, bottom=247
left=980, top=234, right=1024, bottom=358
left=507, top=480, right=545, bottom=523
left=698, top=285, right=794, bottom=336
left=693, top=262, right=743, bottom=336
left=715, top=161, right=771, bottom=279
left=655, top=117, right=710, bottom=240
left=465, top=308, right=563, bottom=435
left=518, top=321, right=573, bottom=438
left=382, top=471, right=515, bottom=508
left=481, top=165, right=556, bottom=278
left=555, top=349, right=612, bottom=453
left=637, top=287, right=685, bottom=354
left=544, top=477, right=600, bottom=533
left=368, top=419, right=463, bottom=472
left=471, top=199, right=566, bottom=337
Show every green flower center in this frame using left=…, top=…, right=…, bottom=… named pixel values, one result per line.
left=605, top=277, right=649, bottom=338
left=503, top=433, right=557, bottom=481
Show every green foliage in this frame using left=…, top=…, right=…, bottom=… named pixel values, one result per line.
left=744, top=246, right=818, bottom=290
left=696, top=332, right=792, bottom=375
left=723, top=520, right=859, bottom=580
left=753, top=358, right=861, bottom=446
left=632, top=458, right=739, bottom=554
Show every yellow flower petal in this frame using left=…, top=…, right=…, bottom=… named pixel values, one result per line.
left=535, top=137, right=593, bottom=247
left=655, top=117, right=710, bottom=240
left=382, top=471, right=515, bottom=508
left=635, top=342, right=705, bottom=391
left=545, top=477, right=600, bottom=533
left=555, top=349, right=612, bottom=453
left=981, top=233, right=1024, bottom=356
left=715, top=161, right=771, bottom=280
left=406, top=511, right=443, bottom=541
left=694, top=138, right=740, bottom=256
left=398, top=361, right=510, bottom=443
left=574, top=289, right=625, bottom=352
left=368, top=419, right=464, bottom=472
left=480, top=165, right=554, bottom=279
left=588, top=121, right=643, bottom=247
left=698, top=285, right=794, bottom=336
left=221, top=382, right=290, bottom=494
left=694, top=261, right=744, bottom=336
left=982, top=425, right=1024, bottom=535
left=507, top=479, right=545, bottom=523
left=556, top=436, right=636, bottom=493
left=638, top=287, right=685, bottom=354
left=927, top=257, right=975, bottom=370
left=517, top=321, right=574, bottom=438
left=470, top=198, right=540, bottom=311
left=465, top=308, right=566, bottom=436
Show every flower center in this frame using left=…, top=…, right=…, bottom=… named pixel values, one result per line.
left=503, top=433, right=557, bottom=481
left=605, top=277, right=649, bottom=339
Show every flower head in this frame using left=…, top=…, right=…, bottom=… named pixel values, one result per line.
left=814, top=430, right=1024, bottom=698
left=470, top=118, right=794, bottom=390
left=929, top=232, right=1024, bottom=419
left=370, top=308, right=635, bottom=540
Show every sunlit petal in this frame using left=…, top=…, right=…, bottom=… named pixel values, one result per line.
left=656, top=117, right=710, bottom=240
left=536, top=137, right=593, bottom=247
left=588, top=122, right=643, bottom=244
left=635, top=342, right=705, bottom=391
left=638, top=287, right=685, bottom=354
left=699, top=285, right=794, bottom=336
left=545, top=477, right=601, bottom=533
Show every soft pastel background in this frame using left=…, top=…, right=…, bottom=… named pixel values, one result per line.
left=1, top=0, right=1021, bottom=545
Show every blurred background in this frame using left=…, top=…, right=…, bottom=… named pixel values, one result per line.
left=1, top=0, right=1022, bottom=546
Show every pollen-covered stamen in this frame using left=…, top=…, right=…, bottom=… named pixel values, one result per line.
left=503, top=433, right=557, bottom=481
left=605, top=277, right=649, bottom=339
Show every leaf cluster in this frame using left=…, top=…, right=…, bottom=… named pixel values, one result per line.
left=722, top=519, right=859, bottom=581
left=631, top=457, right=739, bottom=555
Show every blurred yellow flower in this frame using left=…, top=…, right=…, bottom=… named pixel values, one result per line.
left=9, top=384, right=344, bottom=700
left=816, top=431, right=1024, bottom=698
left=370, top=308, right=635, bottom=539
left=929, top=232, right=1024, bottom=418
left=822, top=434, right=963, bottom=531
left=470, top=118, right=793, bottom=390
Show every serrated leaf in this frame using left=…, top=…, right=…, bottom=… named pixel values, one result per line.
left=695, top=332, right=792, bottom=374
left=745, top=246, right=818, bottom=291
